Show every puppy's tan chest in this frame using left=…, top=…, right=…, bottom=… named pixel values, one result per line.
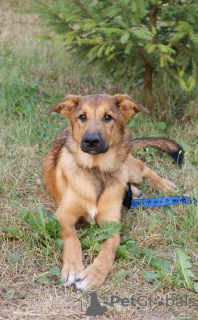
left=59, top=150, right=102, bottom=200
left=59, top=148, right=128, bottom=221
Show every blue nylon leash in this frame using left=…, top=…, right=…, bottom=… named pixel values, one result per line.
left=123, top=183, right=198, bottom=209
left=130, top=196, right=198, bottom=209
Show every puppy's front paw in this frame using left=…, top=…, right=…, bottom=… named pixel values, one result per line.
left=75, top=264, right=106, bottom=291
left=62, top=261, right=84, bottom=287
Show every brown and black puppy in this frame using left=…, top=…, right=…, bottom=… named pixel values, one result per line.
left=43, top=94, right=183, bottom=290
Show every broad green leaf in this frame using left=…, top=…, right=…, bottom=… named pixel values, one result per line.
left=19, top=208, right=62, bottom=239
left=116, top=245, right=129, bottom=259
left=49, top=267, right=61, bottom=277
left=180, top=141, right=190, bottom=152
left=0, top=224, right=20, bottom=238
left=78, top=220, right=121, bottom=248
left=150, top=258, right=171, bottom=272
left=98, top=221, right=121, bottom=242
left=176, top=250, right=195, bottom=289
left=38, top=203, right=46, bottom=230
left=194, top=282, right=198, bottom=293
left=38, top=274, right=51, bottom=284
left=158, top=121, right=167, bottom=130
left=142, top=271, right=159, bottom=282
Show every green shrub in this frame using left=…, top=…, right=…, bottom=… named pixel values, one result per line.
left=34, top=0, right=198, bottom=98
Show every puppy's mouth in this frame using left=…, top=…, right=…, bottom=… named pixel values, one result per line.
left=81, top=133, right=109, bottom=154
left=82, top=147, right=109, bottom=155
left=81, top=144, right=109, bottom=155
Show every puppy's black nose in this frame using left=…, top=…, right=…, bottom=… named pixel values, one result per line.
left=81, top=133, right=108, bottom=154
left=84, top=134, right=100, bottom=148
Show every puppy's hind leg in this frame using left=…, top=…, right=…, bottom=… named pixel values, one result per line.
left=142, top=166, right=177, bottom=192
left=131, top=185, right=145, bottom=199
left=128, top=154, right=176, bottom=193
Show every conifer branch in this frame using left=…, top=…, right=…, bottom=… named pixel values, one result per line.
left=35, top=0, right=198, bottom=95
left=36, top=0, right=74, bottom=31
left=72, top=0, right=93, bottom=19
left=121, top=4, right=148, bottom=64
left=129, top=32, right=148, bottom=64
left=121, top=3, right=129, bottom=29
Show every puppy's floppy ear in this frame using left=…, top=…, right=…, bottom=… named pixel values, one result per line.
left=45, top=95, right=81, bottom=119
left=115, top=94, right=150, bottom=120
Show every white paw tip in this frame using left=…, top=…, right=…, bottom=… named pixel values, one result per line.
left=64, top=273, right=76, bottom=287
left=75, top=279, right=88, bottom=291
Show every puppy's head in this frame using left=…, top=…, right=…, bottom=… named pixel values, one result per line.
left=45, top=94, right=150, bottom=154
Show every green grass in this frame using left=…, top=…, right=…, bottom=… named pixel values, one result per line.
left=0, top=2, right=198, bottom=319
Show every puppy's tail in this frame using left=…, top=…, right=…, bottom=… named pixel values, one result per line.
left=131, top=137, right=185, bottom=166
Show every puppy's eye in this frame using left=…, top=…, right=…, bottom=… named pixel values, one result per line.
left=79, top=114, right=87, bottom=122
left=104, top=114, right=113, bottom=122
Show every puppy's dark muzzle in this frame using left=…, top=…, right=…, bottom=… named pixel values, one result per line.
left=81, top=133, right=108, bottom=154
